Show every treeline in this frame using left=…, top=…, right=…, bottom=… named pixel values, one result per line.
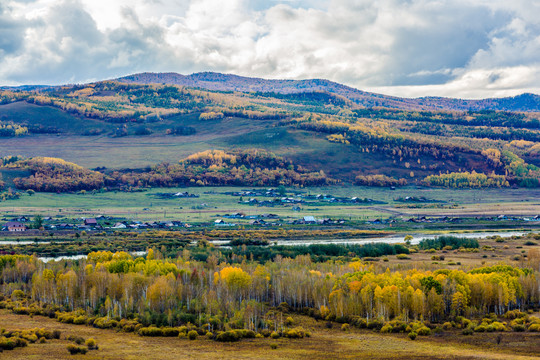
left=423, top=171, right=509, bottom=188
left=253, top=91, right=351, bottom=107
left=355, top=174, right=407, bottom=187
left=354, top=108, right=540, bottom=130
left=0, top=122, right=28, bottom=137
left=0, top=250, right=538, bottom=337
left=218, top=243, right=409, bottom=263
left=418, top=236, right=479, bottom=250
left=9, top=151, right=335, bottom=193
left=287, top=113, right=481, bottom=164
left=27, top=82, right=208, bottom=124
left=0, top=230, right=389, bottom=258
left=12, top=157, right=105, bottom=192
left=402, top=122, right=540, bottom=142
left=107, top=149, right=335, bottom=189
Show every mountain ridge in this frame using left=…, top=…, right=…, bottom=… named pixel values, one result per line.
left=116, top=71, right=540, bottom=112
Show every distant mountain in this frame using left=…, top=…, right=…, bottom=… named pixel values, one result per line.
left=116, top=72, right=540, bottom=112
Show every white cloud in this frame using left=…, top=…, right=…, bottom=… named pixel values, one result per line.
left=0, top=0, right=538, bottom=98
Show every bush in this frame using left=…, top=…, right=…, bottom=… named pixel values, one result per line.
left=162, top=327, right=180, bottom=337
left=270, top=343, right=278, bottom=349
left=341, top=323, right=350, bottom=332
left=380, top=324, right=393, bottom=333
left=462, top=328, right=474, bottom=335
left=474, top=325, right=486, bottom=332
left=408, top=332, right=417, bottom=340
left=216, top=331, right=241, bottom=342
left=138, top=327, right=163, bottom=337
left=52, top=330, right=61, bottom=339
left=396, top=254, right=410, bottom=260
left=417, top=326, right=431, bottom=336
left=187, top=330, right=198, bottom=340
left=66, top=344, right=87, bottom=355
left=367, top=319, right=384, bottom=331
left=285, top=317, right=294, bottom=326
left=85, top=338, right=98, bottom=350
left=284, top=327, right=306, bottom=339
left=270, top=331, right=280, bottom=339
left=67, top=335, right=85, bottom=345
left=442, top=322, right=452, bottom=330
left=512, top=324, right=526, bottom=332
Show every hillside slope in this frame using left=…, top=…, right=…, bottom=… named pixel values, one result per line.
left=117, top=72, right=540, bottom=112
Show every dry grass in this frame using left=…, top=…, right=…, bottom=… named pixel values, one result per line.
left=1, top=310, right=538, bottom=360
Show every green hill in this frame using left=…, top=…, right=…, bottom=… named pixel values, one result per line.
left=0, top=77, right=538, bottom=189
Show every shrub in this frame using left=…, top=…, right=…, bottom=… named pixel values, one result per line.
left=408, top=332, right=417, bottom=340
left=528, top=324, right=540, bottom=332
left=380, top=324, right=393, bottom=333
left=73, top=316, right=87, bottom=325
left=512, top=324, right=526, bottom=332
left=396, top=254, right=410, bottom=260
left=285, top=317, right=294, bottom=326
left=462, top=328, right=474, bottom=335
left=474, top=325, right=486, bottom=332
left=367, top=319, right=384, bottom=331
left=38, top=337, right=47, bottom=344
left=188, top=330, right=198, bottom=340
left=85, top=338, right=97, bottom=350
left=162, top=327, right=180, bottom=337
left=341, top=323, right=350, bottom=332
left=66, top=344, right=87, bottom=355
left=138, top=327, right=163, bottom=337
left=67, top=335, right=85, bottom=345
left=216, top=331, right=240, bottom=342
left=270, top=331, right=280, bottom=339
left=52, top=330, right=61, bottom=339
left=417, top=326, right=431, bottom=336
left=284, top=327, right=306, bottom=339
left=442, top=322, right=452, bottom=330
left=270, top=343, right=278, bottom=349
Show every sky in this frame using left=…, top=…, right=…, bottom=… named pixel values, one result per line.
left=0, top=0, right=539, bottom=99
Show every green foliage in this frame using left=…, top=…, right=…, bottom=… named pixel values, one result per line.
left=423, top=171, right=508, bottom=188
left=419, top=236, right=479, bottom=250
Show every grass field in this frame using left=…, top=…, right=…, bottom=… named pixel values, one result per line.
left=1, top=309, right=539, bottom=360
left=0, top=185, right=539, bottom=226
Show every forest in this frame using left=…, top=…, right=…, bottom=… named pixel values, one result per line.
left=0, top=235, right=539, bottom=345
left=6, top=150, right=335, bottom=193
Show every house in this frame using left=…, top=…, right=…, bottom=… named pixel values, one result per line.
left=112, top=222, right=127, bottom=229
left=84, top=218, right=98, bottom=226
left=303, top=216, right=316, bottom=224
left=224, top=212, right=245, bottom=219
left=3, top=221, right=27, bottom=232
left=13, top=216, right=30, bottom=223
left=214, top=219, right=236, bottom=227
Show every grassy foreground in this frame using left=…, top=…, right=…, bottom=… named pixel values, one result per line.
left=1, top=309, right=538, bottom=360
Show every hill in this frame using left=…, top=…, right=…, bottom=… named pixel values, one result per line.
left=0, top=78, right=538, bottom=189
left=117, top=72, right=540, bottom=112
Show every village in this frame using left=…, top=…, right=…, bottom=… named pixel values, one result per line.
left=2, top=212, right=539, bottom=233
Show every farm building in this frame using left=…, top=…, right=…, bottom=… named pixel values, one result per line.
left=84, top=218, right=98, bottom=226
left=3, top=221, right=27, bottom=232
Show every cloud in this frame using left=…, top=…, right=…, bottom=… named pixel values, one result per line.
left=0, top=0, right=538, bottom=98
